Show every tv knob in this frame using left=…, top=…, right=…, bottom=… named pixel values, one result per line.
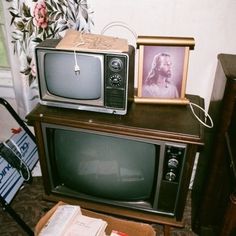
left=109, top=58, right=123, bottom=72
left=165, top=171, right=176, bottom=182
left=168, top=158, right=179, bottom=168
left=109, top=74, right=122, bottom=87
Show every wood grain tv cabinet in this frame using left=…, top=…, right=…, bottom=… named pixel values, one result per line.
left=27, top=94, right=204, bottom=234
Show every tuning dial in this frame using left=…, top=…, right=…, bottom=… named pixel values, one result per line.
left=165, top=171, right=176, bottom=181
left=109, top=74, right=122, bottom=87
left=168, top=158, right=179, bottom=168
left=109, top=58, right=123, bottom=72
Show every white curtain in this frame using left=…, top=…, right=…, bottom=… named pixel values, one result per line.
left=3, top=0, right=93, bottom=118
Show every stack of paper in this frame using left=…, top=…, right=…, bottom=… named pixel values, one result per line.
left=39, top=205, right=107, bottom=236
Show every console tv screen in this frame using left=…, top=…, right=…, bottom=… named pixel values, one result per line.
left=42, top=123, right=186, bottom=217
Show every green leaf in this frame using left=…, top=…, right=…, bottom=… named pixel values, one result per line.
left=32, top=37, right=43, bottom=43
left=45, top=2, right=54, bottom=12
left=16, top=21, right=25, bottom=31
left=22, top=3, right=31, bottom=18
left=59, top=25, right=68, bottom=32
left=58, top=0, right=67, bottom=7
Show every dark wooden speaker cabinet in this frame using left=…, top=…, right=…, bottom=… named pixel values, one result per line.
left=192, top=54, right=236, bottom=235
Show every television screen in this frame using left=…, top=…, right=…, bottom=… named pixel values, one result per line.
left=44, top=52, right=102, bottom=100
left=47, top=128, right=158, bottom=201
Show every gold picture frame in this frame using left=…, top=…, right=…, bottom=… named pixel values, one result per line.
left=134, top=36, right=195, bottom=104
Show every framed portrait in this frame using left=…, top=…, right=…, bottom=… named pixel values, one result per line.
left=134, top=36, right=195, bottom=104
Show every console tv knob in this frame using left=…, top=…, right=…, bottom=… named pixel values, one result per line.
left=165, top=171, right=176, bottom=181
left=168, top=158, right=179, bottom=168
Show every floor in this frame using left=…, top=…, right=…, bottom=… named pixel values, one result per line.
left=0, top=177, right=198, bottom=236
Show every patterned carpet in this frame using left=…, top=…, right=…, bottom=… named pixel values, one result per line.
left=0, top=177, right=198, bottom=235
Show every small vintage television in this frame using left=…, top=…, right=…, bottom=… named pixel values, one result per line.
left=35, top=39, right=135, bottom=115
left=41, top=122, right=187, bottom=218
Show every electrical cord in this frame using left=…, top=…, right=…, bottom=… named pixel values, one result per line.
left=73, top=32, right=85, bottom=75
left=100, top=21, right=138, bottom=45
left=101, top=22, right=214, bottom=129
left=73, top=21, right=137, bottom=75
left=189, top=102, right=214, bottom=129
left=83, top=21, right=213, bottom=129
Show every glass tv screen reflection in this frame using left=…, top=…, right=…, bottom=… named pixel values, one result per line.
left=44, top=53, right=102, bottom=100
left=42, top=123, right=187, bottom=217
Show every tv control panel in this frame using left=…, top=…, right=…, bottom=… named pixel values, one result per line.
left=156, top=143, right=186, bottom=214
left=163, top=145, right=185, bottom=182
left=105, top=54, right=129, bottom=109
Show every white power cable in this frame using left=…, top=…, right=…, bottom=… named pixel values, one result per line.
left=73, top=32, right=85, bottom=75
left=101, top=22, right=212, bottom=130
left=101, top=21, right=138, bottom=43
left=189, top=102, right=214, bottom=129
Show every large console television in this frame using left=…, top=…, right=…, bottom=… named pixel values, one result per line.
left=27, top=95, right=204, bottom=226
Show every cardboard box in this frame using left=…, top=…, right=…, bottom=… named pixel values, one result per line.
left=34, top=201, right=156, bottom=236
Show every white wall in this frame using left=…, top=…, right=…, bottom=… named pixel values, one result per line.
left=88, top=0, right=236, bottom=108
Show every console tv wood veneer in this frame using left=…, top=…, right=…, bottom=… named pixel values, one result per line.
left=27, top=95, right=204, bottom=234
